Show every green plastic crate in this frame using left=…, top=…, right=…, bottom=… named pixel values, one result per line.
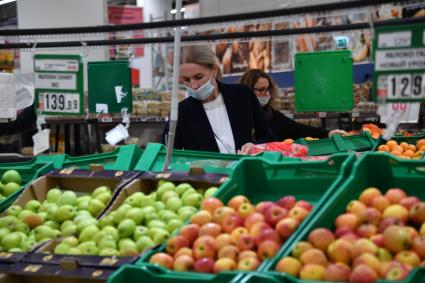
left=134, top=143, right=284, bottom=174
left=62, top=144, right=143, bottom=170
left=372, top=134, right=425, bottom=160
left=262, top=152, right=425, bottom=282
left=108, top=264, right=244, bottom=283
left=136, top=153, right=355, bottom=281
left=296, top=132, right=377, bottom=156
left=0, top=160, right=55, bottom=212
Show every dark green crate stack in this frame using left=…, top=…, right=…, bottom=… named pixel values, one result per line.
left=135, top=143, right=285, bottom=174
left=261, top=152, right=425, bottom=283
left=295, top=132, right=377, bottom=156
left=130, top=153, right=355, bottom=282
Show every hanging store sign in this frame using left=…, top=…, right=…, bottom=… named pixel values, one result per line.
left=34, top=54, right=84, bottom=116
left=373, top=23, right=425, bottom=102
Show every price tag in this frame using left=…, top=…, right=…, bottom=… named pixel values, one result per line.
left=378, top=31, right=412, bottom=48
left=38, top=92, right=80, bottom=113
left=318, top=112, right=327, bottom=118
left=35, top=59, right=79, bottom=72
left=23, top=264, right=42, bottom=273
left=35, top=73, right=77, bottom=90
left=100, top=257, right=118, bottom=266
left=378, top=102, right=420, bottom=124
left=384, top=74, right=425, bottom=100
left=352, top=112, right=360, bottom=118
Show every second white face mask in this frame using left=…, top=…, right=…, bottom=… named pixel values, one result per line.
left=185, top=75, right=215, bottom=101
left=257, top=95, right=270, bottom=106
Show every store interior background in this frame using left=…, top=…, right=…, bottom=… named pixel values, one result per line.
left=0, top=0, right=422, bottom=155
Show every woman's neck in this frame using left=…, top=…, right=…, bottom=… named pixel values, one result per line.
left=202, top=85, right=219, bottom=104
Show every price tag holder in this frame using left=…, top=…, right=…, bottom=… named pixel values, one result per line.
left=378, top=102, right=420, bottom=124
left=105, top=124, right=129, bottom=145
left=32, top=129, right=50, bottom=155
left=38, top=92, right=80, bottom=114
left=318, top=112, right=327, bottom=118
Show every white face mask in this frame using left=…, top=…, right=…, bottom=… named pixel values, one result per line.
left=257, top=95, right=270, bottom=107
left=185, top=74, right=215, bottom=101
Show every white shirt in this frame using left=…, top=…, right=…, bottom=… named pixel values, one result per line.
left=203, top=94, right=236, bottom=154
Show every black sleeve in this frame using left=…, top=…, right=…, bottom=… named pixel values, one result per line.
left=0, top=106, right=36, bottom=135
left=270, top=110, right=329, bottom=140
left=249, top=90, right=276, bottom=143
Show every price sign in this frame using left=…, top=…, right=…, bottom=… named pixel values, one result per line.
left=373, top=23, right=425, bottom=102
left=378, top=102, right=420, bottom=124
left=38, top=92, right=80, bottom=113
left=34, top=54, right=84, bottom=116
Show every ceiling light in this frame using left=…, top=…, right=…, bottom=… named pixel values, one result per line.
left=170, top=7, right=186, bottom=14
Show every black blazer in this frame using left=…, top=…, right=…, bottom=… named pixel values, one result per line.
left=163, top=81, right=275, bottom=152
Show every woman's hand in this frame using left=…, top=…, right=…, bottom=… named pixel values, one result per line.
left=238, top=143, right=255, bottom=155
left=328, top=129, right=349, bottom=137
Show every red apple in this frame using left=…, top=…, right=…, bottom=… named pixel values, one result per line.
left=228, top=196, right=249, bottom=211
left=257, top=240, right=280, bottom=260
left=173, top=255, right=194, bottom=271
left=378, top=217, right=404, bottom=233
left=249, top=222, right=272, bottom=239
left=213, top=258, right=236, bottom=272
left=383, top=204, right=409, bottom=223
left=201, top=198, right=224, bottom=215
left=300, top=248, right=328, bottom=267
left=349, top=264, right=378, bottom=283
left=237, top=203, right=255, bottom=219
left=212, top=207, right=236, bottom=224
left=238, top=250, right=258, bottom=261
left=255, top=201, right=275, bottom=215
left=230, top=227, right=249, bottom=243
left=275, top=218, right=299, bottom=239
left=412, top=236, right=425, bottom=260
left=372, top=195, right=391, bottom=212
left=335, top=227, right=353, bottom=238
left=359, top=187, right=382, bottom=206
left=339, top=232, right=359, bottom=244
left=214, top=233, right=233, bottom=251
left=335, top=213, right=359, bottom=230
left=255, top=228, right=280, bottom=245
left=288, top=207, right=309, bottom=222
left=350, top=239, right=378, bottom=259
left=409, top=202, right=425, bottom=225
left=291, top=241, right=313, bottom=259
left=308, top=228, right=335, bottom=252
left=324, top=262, right=351, bottom=282
left=175, top=247, right=193, bottom=258
left=371, top=234, right=384, bottom=247
left=275, top=195, right=296, bottom=210
left=383, top=225, right=412, bottom=253
left=405, top=226, right=419, bottom=240
left=385, top=188, right=407, bottom=204
left=237, top=256, right=260, bottom=271
left=191, top=210, right=212, bottom=227
left=383, top=261, right=409, bottom=280
left=150, top=253, right=174, bottom=269
left=399, top=196, right=420, bottom=210
left=294, top=200, right=313, bottom=212
left=222, top=214, right=244, bottom=233
left=194, top=257, right=215, bottom=273
left=180, top=224, right=200, bottom=244
left=264, top=205, right=288, bottom=227
left=275, top=256, right=302, bottom=276
left=193, top=239, right=216, bottom=260
left=236, top=234, right=256, bottom=251
left=356, top=223, right=378, bottom=238
left=376, top=247, right=393, bottom=262
left=166, top=235, right=190, bottom=256
left=199, top=223, right=222, bottom=238
left=395, top=250, right=420, bottom=267
left=217, top=245, right=239, bottom=261
left=346, top=200, right=367, bottom=221
left=327, top=239, right=352, bottom=264
left=353, top=253, right=380, bottom=274
left=243, top=213, right=265, bottom=230
left=299, top=264, right=325, bottom=280
left=361, top=207, right=382, bottom=226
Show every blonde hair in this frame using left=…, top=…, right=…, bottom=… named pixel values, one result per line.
left=181, top=45, right=222, bottom=79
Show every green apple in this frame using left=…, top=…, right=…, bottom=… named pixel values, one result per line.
left=73, top=213, right=93, bottom=225
left=38, top=202, right=56, bottom=213
left=62, top=236, right=79, bottom=247
left=22, top=238, right=37, bottom=252
left=92, top=186, right=111, bottom=198
left=0, top=228, right=10, bottom=240
left=1, top=232, right=23, bottom=250
left=178, top=210, right=195, bottom=222
left=98, top=215, right=115, bottom=229
left=0, top=183, right=4, bottom=194
left=76, top=210, right=92, bottom=217
left=161, top=191, right=178, bottom=203
left=60, top=220, right=74, bottom=232
left=182, top=193, right=203, bottom=207
left=79, top=225, right=100, bottom=242
left=98, top=238, right=117, bottom=250
left=53, top=205, right=77, bottom=222
left=78, top=201, right=90, bottom=211
left=58, top=191, right=77, bottom=206
left=54, top=243, right=71, bottom=254
left=99, top=248, right=120, bottom=256
left=78, top=241, right=99, bottom=255
left=3, top=182, right=20, bottom=197
left=159, top=211, right=178, bottom=222
left=144, top=213, right=159, bottom=224
left=136, top=236, right=155, bottom=252
left=140, top=206, right=155, bottom=217
left=181, top=188, right=197, bottom=200
left=178, top=206, right=197, bottom=216
left=175, top=183, right=193, bottom=196
left=147, top=220, right=166, bottom=230
left=92, top=231, right=108, bottom=244
left=166, top=219, right=183, bottom=233
left=15, top=223, right=30, bottom=234
left=95, top=192, right=112, bottom=205
left=77, top=218, right=98, bottom=233
left=0, top=215, right=18, bottom=230
left=44, top=220, right=60, bottom=230
left=25, top=200, right=41, bottom=213
left=2, top=170, right=21, bottom=185
left=156, top=182, right=176, bottom=199
left=118, top=238, right=138, bottom=256
left=204, top=187, right=218, bottom=199
left=147, top=227, right=168, bottom=239
left=88, top=199, right=105, bottom=217
left=133, top=226, right=149, bottom=241
left=113, top=204, right=132, bottom=224
left=153, top=230, right=170, bottom=245
left=37, top=212, right=47, bottom=222
left=77, top=195, right=91, bottom=205
left=125, top=207, right=144, bottom=225
left=46, top=205, right=58, bottom=220
left=67, top=247, right=82, bottom=255
left=102, top=226, right=119, bottom=241
left=118, top=219, right=136, bottom=238
left=6, top=205, right=22, bottom=217
left=166, top=197, right=183, bottom=212
left=138, top=194, right=156, bottom=207
left=46, top=188, right=62, bottom=203
left=124, top=192, right=145, bottom=207
left=34, top=225, right=58, bottom=242
left=62, top=224, right=77, bottom=237
left=153, top=201, right=165, bottom=212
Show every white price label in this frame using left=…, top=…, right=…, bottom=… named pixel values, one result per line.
left=379, top=103, right=420, bottom=124
left=378, top=31, right=412, bottom=48
left=34, top=59, right=79, bottom=72
left=35, top=73, right=77, bottom=90
left=39, top=92, right=80, bottom=113
left=383, top=74, right=425, bottom=100
left=318, top=112, right=326, bottom=118
left=375, top=48, right=425, bottom=71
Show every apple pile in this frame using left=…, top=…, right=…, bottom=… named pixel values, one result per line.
left=275, top=187, right=425, bottom=283
left=377, top=139, right=425, bottom=159
left=0, top=170, right=23, bottom=201
left=149, top=195, right=313, bottom=273
left=52, top=181, right=216, bottom=256
left=0, top=185, right=112, bottom=253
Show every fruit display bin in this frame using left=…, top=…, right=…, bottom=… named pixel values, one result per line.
left=134, top=143, right=284, bottom=175
left=261, top=152, right=425, bottom=283
left=295, top=132, right=377, bottom=156
left=135, top=153, right=355, bottom=282
left=0, top=161, right=55, bottom=213
left=372, top=134, right=425, bottom=159
left=62, top=144, right=144, bottom=171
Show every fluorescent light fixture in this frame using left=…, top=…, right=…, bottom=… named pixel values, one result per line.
left=0, top=0, right=16, bottom=6
left=170, top=7, right=186, bottom=14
